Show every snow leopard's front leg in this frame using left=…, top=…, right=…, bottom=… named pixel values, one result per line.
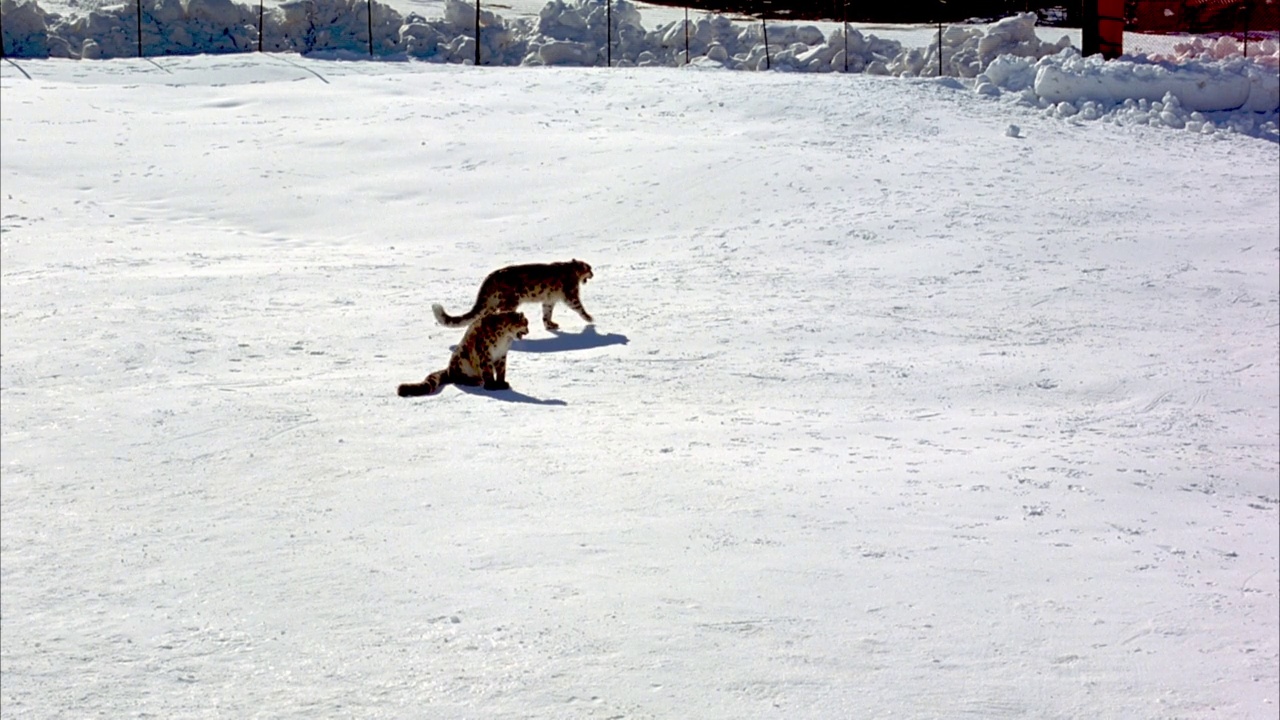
left=564, top=289, right=593, bottom=324
left=482, top=358, right=510, bottom=391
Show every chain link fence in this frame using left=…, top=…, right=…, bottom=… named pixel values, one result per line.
left=1123, top=0, right=1279, bottom=58
left=4, top=0, right=1277, bottom=62
left=0, top=0, right=916, bottom=63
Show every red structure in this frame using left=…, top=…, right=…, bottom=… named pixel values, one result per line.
left=1132, top=0, right=1273, bottom=34
left=1083, top=0, right=1126, bottom=58
left=1085, top=0, right=1280, bottom=59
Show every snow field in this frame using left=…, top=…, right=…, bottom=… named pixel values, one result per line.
left=2, top=57, right=1279, bottom=718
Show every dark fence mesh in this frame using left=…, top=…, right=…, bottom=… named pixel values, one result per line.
left=638, top=1, right=1080, bottom=23
left=625, top=2, right=761, bottom=67
left=646, top=0, right=1278, bottom=59
left=6, top=0, right=1276, bottom=61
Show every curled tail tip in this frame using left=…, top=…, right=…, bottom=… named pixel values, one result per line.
left=432, top=303, right=465, bottom=327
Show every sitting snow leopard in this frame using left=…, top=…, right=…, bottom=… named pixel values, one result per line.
left=432, top=259, right=593, bottom=332
left=397, top=311, right=530, bottom=397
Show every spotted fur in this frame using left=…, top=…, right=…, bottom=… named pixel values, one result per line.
left=431, top=259, right=594, bottom=331
left=398, top=311, right=530, bottom=397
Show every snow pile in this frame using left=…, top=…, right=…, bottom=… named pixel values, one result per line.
left=2, top=0, right=1277, bottom=137
left=399, top=0, right=536, bottom=64
left=1035, top=51, right=1279, bottom=112
left=0, top=0, right=409, bottom=56
left=1155, top=33, right=1280, bottom=66
left=972, top=44, right=1279, bottom=137
left=270, top=0, right=405, bottom=55
left=0, top=0, right=1088, bottom=70
left=879, top=13, right=1074, bottom=78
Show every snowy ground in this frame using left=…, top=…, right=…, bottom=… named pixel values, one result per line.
left=2, top=53, right=1279, bottom=719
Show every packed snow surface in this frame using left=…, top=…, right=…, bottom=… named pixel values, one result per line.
left=2, top=31, right=1279, bottom=720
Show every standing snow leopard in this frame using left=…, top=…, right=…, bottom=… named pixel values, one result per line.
left=431, top=259, right=593, bottom=332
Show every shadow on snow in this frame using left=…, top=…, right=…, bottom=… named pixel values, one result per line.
left=456, top=385, right=568, bottom=406
left=511, top=324, right=629, bottom=353
left=438, top=324, right=625, bottom=404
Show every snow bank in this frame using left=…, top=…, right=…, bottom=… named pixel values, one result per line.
left=2, top=0, right=1277, bottom=138
left=1034, top=53, right=1278, bottom=113
left=975, top=40, right=1279, bottom=137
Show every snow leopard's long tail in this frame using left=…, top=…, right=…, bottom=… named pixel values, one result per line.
left=432, top=301, right=482, bottom=328
left=397, top=369, right=449, bottom=397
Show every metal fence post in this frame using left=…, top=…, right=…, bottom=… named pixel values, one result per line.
left=367, top=0, right=373, bottom=56
left=685, top=6, right=690, bottom=64
left=475, top=0, right=480, bottom=65
left=936, top=0, right=945, bottom=76
left=258, top=0, right=263, bottom=52
left=938, top=22, right=943, bottom=75
left=136, top=0, right=143, bottom=57
left=842, top=0, right=848, bottom=72
left=1082, top=0, right=1099, bottom=56
left=761, top=16, right=769, bottom=69
left=1243, top=0, right=1250, bottom=58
